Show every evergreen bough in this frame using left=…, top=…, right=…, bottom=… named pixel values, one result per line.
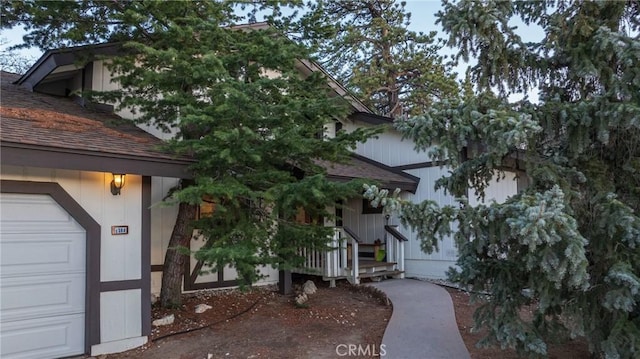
left=366, top=1, right=640, bottom=357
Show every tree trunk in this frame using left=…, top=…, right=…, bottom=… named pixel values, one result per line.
left=160, top=201, right=198, bottom=308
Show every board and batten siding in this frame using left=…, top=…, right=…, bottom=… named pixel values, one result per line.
left=344, top=119, right=519, bottom=279
left=345, top=122, right=430, bottom=167
left=0, top=165, right=146, bottom=353
left=90, top=61, right=279, bottom=292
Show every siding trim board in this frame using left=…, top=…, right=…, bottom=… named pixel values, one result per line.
left=0, top=180, right=101, bottom=354
left=101, top=280, right=142, bottom=292
left=2, top=144, right=193, bottom=179
left=141, top=176, right=152, bottom=337
left=393, top=160, right=448, bottom=171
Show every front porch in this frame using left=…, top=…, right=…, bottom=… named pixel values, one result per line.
left=293, top=225, right=408, bottom=285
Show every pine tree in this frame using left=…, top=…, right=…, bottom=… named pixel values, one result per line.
left=306, top=0, right=459, bottom=118
left=366, top=1, right=640, bottom=357
left=4, top=0, right=378, bottom=307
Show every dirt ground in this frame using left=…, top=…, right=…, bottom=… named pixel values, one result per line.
left=104, top=279, right=591, bottom=359
left=445, top=287, right=591, bottom=359
left=106, top=278, right=391, bottom=359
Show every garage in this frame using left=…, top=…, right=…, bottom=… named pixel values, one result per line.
left=0, top=193, right=86, bottom=359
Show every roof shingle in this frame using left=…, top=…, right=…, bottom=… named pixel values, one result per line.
left=0, top=71, right=182, bottom=162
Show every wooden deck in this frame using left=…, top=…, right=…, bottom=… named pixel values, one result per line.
left=348, top=259, right=397, bottom=270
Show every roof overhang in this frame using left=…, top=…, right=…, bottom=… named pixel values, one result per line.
left=323, top=154, right=420, bottom=193
left=349, top=112, right=394, bottom=126
left=16, top=43, right=121, bottom=90
left=1, top=142, right=193, bottom=179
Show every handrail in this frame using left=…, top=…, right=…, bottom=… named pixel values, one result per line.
left=342, top=226, right=361, bottom=243
left=385, top=225, right=408, bottom=242
left=384, top=225, right=406, bottom=279
left=341, top=226, right=360, bottom=284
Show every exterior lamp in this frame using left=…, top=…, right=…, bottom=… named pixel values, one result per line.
left=110, top=173, right=126, bottom=195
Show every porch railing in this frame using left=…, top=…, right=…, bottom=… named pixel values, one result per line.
left=295, top=225, right=408, bottom=284
left=384, top=225, right=407, bottom=278
left=294, top=226, right=362, bottom=285
left=342, top=226, right=361, bottom=285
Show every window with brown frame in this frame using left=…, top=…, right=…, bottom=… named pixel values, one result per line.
left=362, top=198, right=383, bottom=214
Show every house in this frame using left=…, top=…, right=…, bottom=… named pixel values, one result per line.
left=0, top=67, right=191, bottom=357
left=0, top=39, right=518, bottom=358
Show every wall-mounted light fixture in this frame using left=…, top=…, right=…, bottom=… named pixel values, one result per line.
left=110, top=173, right=126, bottom=195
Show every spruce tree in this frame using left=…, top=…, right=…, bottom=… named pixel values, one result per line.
left=4, top=0, right=378, bottom=307
left=306, top=0, right=459, bottom=118
left=366, top=1, right=639, bottom=357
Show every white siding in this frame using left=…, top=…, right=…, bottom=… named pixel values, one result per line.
left=1, top=165, right=144, bottom=345
left=344, top=121, right=432, bottom=167
left=468, top=171, right=518, bottom=206
left=100, top=290, right=142, bottom=343
left=149, top=177, right=180, bottom=294
left=342, top=197, right=388, bottom=244
left=91, top=60, right=175, bottom=140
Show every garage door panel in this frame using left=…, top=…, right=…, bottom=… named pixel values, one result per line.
left=0, top=194, right=74, bottom=222
left=1, top=274, right=85, bottom=322
left=0, top=193, right=86, bottom=359
left=0, top=232, right=85, bottom=277
left=0, top=314, right=85, bottom=359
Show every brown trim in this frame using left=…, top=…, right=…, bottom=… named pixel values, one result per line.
left=343, top=226, right=362, bottom=244
left=1, top=144, right=192, bottom=178
left=393, top=160, right=448, bottom=171
left=324, top=154, right=419, bottom=193
left=362, top=198, right=383, bottom=214
left=189, top=260, right=206, bottom=285
left=186, top=280, right=240, bottom=291
left=385, top=225, right=409, bottom=242
left=349, top=112, right=393, bottom=125
left=141, top=176, right=151, bottom=337
left=16, top=42, right=121, bottom=89
left=152, top=261, right=240, bottom=291
left=352, top=154, right=418, bottom=180
left=101, top=279, right=142, bottom=292
left=328, top=174, right=418, bottom=193
left=0, top=180, right=101, bottom=354
left=83, top=61, right=93, bottom=95
left=183, top=258, right=239, bottom=291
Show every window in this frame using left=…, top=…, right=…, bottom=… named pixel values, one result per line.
left=362, top=198, right=383, bottom=214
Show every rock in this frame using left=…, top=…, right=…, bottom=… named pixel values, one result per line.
left=295, top=293, right=308, bottom=306
left=195, top=304, right=212, bottom=314
left=302, top=280, right=317, bottom=295
left=150, top=293, right=158, bottom=305
left=152, top=314, right=174, bottom=327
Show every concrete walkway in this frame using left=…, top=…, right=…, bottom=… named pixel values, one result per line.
left=369, top=279, right=470, bottom=359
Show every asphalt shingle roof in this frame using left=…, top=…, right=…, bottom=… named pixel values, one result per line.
left=1, top=71, right=417, bottom=190
left=1, top=71, right=180, bottom=162
left=319, top=155, right=419, bottom=192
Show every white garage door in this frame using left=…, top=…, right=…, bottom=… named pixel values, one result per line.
left=1, top=193, right=86, bottom=359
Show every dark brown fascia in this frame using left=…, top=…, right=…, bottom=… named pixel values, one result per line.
left=348, top=112, right=394, bottom=126
left=327, top=174, right=418, bottom=194
left=16, top=43, right=121, bottom=90
left=1, top=142, right=194, bottom=179
left=350, top=154, right=420, bottom=189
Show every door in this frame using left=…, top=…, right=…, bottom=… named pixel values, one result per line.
left=1, top=193, right=86, bottom=359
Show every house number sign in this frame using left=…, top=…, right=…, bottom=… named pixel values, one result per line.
left=111, top=225, right=129, bottom=235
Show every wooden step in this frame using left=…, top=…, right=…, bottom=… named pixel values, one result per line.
left=359, top=270, right=404, bottom=279
left=348, top=260, right=396, bottom=270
